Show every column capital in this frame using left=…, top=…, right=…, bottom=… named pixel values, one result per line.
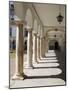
left=40, top=36, right=45, bottom=39
left=25, top=26, right=33, bottom=32
left=9, top=20, right=25, bottom=26
left=28, top=29, right=32, bottom=32
left=37, top=34, right=40, bottom=38
left=33, top=33, right=37, bottom=36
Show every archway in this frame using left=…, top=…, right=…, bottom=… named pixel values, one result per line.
left=24, top=8, right=33, bottom=68
left=49, top=40, right=59, bottom=50
left=49, top=40, right=55, bottom=50
left=24, top=8, right=33, bottom=53
left=25, top=8, right=33, bottom=28
left=54, top=41, right=59, bottom=50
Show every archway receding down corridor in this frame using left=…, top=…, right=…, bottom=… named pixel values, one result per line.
left=55, top=41, right=59, bottom=50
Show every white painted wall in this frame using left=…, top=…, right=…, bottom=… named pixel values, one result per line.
left=14, top=2, right=24, bottom=20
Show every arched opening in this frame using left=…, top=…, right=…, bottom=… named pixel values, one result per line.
left=49, top=40, right=59, bottom=50
left=25, top=8, right=33, bottom=28
left=54, top=41, right=59, bottom=50
left=24, top=8, right=33, bottom=68
left=24, top=8, right=33, bottom=53
left=49, top=40, right=55, bottom=50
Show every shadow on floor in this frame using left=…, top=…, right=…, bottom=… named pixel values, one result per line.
left=55, top=49, right=66, bottom=81
left=36, top=62, right=58, bottom=64
left=33, top=67, right=59, bottom=69
left=23, top=74, right=64, bottom=80
left=45, top=56, right=57, bottom=58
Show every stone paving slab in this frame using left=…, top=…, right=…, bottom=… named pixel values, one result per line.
left=24, top=62, right=59, bottom=68
left=45, top=54, right=56, bottom=57
left=38, top=59, right=58, bottom=62
left=24, top=68, right=62, bottom=76
left=10, top=78, right=65, bottom=88
left=41, top=57, right=57, bottom=60
left=34, top=62, right=59, bottom=67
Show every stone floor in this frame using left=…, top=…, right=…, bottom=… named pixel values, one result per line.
left=10, top=50, right=66, bottom=88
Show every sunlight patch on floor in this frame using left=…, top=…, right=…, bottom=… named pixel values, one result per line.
left=45, top=53, right=56, bottom=57
left=41, top=57, right=57, bottom=60
left=33, top=63, right=59, bottom=67
left=24, top=68, right=62, bottom=76
left=39, top=59, right=58, bottom=62
left=45, top=50, right=56, bottom=57
left=48, top=50, right=55, bottom=53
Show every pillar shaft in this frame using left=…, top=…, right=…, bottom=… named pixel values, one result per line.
left=40, top=37, right=45, bottom=58
left=45, top=38, right=49, bottom=53
left=44, top=37, right=47, bottom=54
left=37, top=35, right=40, bottom=60
left=27, top=30, right=33, bottom=68
left=40, top=37, right=43, bottom=57
left=12, top=24, right=24, bottom=80
left=33, top=33, right=37, bottom=63
left=43, top=37, right=46, bottom=57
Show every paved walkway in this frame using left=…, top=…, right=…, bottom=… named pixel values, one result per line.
left=10, top=50, right=65, bottom=88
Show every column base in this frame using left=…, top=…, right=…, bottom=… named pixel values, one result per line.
left=26, top=65, right=34, bottom=69
left=37, top=58, right=41, bottom=61
left=27, top=66, right=34, bottom=69
left=12, top=73, right=27, bottom=80
left=33, top=59, right=39, bottom=64
left=41, top=56, right=46, bottom=58
left=36, top=60, right=40, bottom=63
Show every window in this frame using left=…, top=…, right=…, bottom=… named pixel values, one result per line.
left=9, top=2, right=14, bottom=20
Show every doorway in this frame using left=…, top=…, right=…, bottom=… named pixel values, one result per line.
left=54, top=41, right=59, bottom=50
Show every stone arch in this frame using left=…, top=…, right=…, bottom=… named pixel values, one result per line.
left=45, top=29, right=65, bottom=43
left=25, top=8, right=33, bottom=28
left=46, top=29, right=64, bottom=36
left=33, top=19, right=38, bottom=33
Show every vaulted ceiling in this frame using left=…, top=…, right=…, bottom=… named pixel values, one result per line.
left=33, top=3, right=65, bottom=27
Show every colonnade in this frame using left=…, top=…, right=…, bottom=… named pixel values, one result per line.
left=11, top=21, right=48, bottom=80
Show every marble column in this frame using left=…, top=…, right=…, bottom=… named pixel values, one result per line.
left=33, top=33, right=37, bottom=63
left=40, top=36, right=45, bottom=58
left=12, top=23, right=24, bottom=80
left=45, top=38, right=49, bottom=53
left=27, top=29, right=33, bottom=68
left=37, top=35, right=40, bottom=60
left=40, top=36, right=43, bottom=58
left=43, top=36, right=46, bottom=57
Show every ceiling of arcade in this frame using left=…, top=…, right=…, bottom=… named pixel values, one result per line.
left=33, top=3, right=65, bottom=39
left=10, top=2, right=65, bottom=39
left=34, top=3, right=65, bottom=27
